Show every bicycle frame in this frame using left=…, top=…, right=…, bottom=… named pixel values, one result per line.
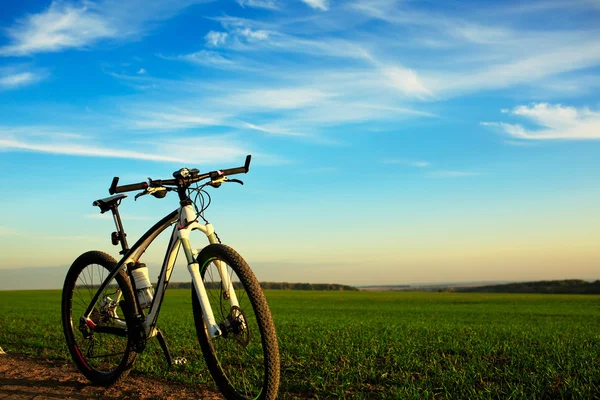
left=82, top=203, right=239, bottom=339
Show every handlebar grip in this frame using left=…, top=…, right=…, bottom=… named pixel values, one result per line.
left=113, top=182, right=149, bottom=194
left=220, top=155, right=252, bottom=176
left=109, top=177, right=119, bottom=195
left=221, top=166, right=246, bottom=176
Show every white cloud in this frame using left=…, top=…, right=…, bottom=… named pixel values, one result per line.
left=137, top=68, right=147, bottom=74
left=0, top=137, right=179, bottom=162
left=347, top=0, right=600, bottom=96
left=426, top=40, right=600, bottom=95
left=0, top=71, right=43, bottom=89
left=205, top=31, right=228, bottom=47
left=176, top=50, right=236, bottom=68
left=381, top=66, right=432, bottom=98
left=483, top=103, right=600, bottom=140
left=236, top=0, right=279, bottom=9
left=0, top=128, right=253, bottom=164
left=239, top=121, right=301, bottom=136
left=450, top=24, right=513, bottom=45
left=0, top=0, right=216, bottom=56
left=301, top=0, right=329, bottom=10
left=132, top=111, right=224, bottom=130
left=0, top=1, right=116, bottom=56
left=210, top=18, right=430, bottom=99
left=106, top=67, right=437, bottom=138
left=221, top=87, right=334, bottom=110
left=238, top=27, right=270, bottom=41
left=512, top=103, right=580, bottom=129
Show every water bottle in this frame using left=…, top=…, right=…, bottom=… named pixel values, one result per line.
left=130, top=262, right=154, bottom=308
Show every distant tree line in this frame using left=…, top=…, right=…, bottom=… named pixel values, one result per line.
left=259, top=282, right=358, bottom=291
left=456, top=279, right=600, bottom=294
left=166, top=281, right=358, bottom=291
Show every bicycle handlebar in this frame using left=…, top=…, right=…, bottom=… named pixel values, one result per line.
left=109, top=178, right=148, bottom=194
left=108, top=155, right=252, bottom=195
left=221, top=154, right=251, bottom=176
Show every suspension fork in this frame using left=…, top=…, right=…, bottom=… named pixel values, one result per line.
left=206, top=234, right=240, bottom=309
left=178, top=206, right=240, bottom=338
left=181, top=236, right=221, bottom=338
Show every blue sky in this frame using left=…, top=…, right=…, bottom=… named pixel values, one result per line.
left=1, top=0, right=599, bottom=289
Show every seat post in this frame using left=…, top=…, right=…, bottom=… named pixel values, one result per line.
left=110, top=205, right=129, bottom=255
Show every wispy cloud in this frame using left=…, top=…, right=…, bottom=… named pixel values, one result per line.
left=348, top=0, right=600, bottom=96
left=0, top=1, right=116, bottom=56
left=237, top=27, right=271, bottom=41
left=0, top=0, right=216, bottom=56
left=106, top=68, right=436, bottom=139
left=482, top=103, right=600, bottom=140
left=220, top=87, right=335, bottom=110
left=131, top=110, right=225, bottom=130
left=205, top=31, right=228, bottom=47
left=0, top=69, right=45, bottom=90
left=162, top=50, right=242, bottom=69
left=301, top=0, right=329, bottom=11
left=381, top=66, right=432, bottom=98
left=425, top=39, right=600, bottom=95
left=0, top=136, right=180, bottom=162
left=236, top=0, right=279, bottom=9
left=0, top=127, right=257, bottom=164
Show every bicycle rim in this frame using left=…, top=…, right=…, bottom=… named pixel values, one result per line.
left=67, top=262, right=131, bottom=374
left=201, top=256, right=268, bottom=398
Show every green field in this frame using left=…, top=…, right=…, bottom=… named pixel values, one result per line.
left=1, top=289, right=599, bottom=399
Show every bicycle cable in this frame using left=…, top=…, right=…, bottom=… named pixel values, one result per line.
left=189, top=183, right=212, bottom=224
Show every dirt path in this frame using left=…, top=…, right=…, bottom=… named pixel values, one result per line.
left=0, top=353, right=224, bottom=400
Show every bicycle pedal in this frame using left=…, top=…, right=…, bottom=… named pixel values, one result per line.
left=173, top=357, right=187, bottom=365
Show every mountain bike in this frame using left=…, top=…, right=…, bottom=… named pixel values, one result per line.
left=61, top=155, right=280, bottom=400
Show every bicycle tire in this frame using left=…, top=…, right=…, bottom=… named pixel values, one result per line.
left=192, top=244, right=280, bottom=400
left=61, top=250, right=137, bottom=386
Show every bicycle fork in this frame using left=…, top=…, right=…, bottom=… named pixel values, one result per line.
left=178, top=210, right=240, bottom=339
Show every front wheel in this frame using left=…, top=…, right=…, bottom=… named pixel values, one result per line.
left=61, top=251, right=137, bottom=386
left=192, top=244, right=280, bottom=400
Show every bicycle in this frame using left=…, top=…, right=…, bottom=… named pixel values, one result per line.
left=61, top=155, right=280, bottom=400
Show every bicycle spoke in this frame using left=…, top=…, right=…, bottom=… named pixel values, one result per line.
left=69, top=261, right=131, bottom=375
left=200, top=256, right=266, bottom=398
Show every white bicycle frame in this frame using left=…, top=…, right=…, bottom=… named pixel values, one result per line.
left=83, top=203, right=239, bottom=339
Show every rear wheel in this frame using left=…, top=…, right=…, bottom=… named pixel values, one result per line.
left=61, top=251, right=137, bottom=386
left=192, top=244, right=280, bottom=400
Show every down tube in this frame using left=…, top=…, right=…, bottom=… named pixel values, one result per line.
left=144, top=225, right=181, bottom=333
left=83, top=210, right=178, bottom=319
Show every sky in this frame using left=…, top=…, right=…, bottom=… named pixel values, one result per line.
left=0, top=0, right=599, bottom=289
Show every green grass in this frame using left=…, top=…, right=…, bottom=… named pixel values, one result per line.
left=1, top=289, right=599, bottom=399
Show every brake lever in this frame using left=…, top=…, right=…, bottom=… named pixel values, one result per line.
left=209, top=177, right=244, bottom=188
left=135, top=186, right=168, bottom=200
left=135, top=190, right=148, bottom=201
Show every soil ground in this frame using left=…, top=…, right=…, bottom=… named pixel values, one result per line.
left=0, top=353, right=224, bottom=400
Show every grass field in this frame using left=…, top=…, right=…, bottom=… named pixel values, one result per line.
left=1, top=289, right=599, bottom=399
